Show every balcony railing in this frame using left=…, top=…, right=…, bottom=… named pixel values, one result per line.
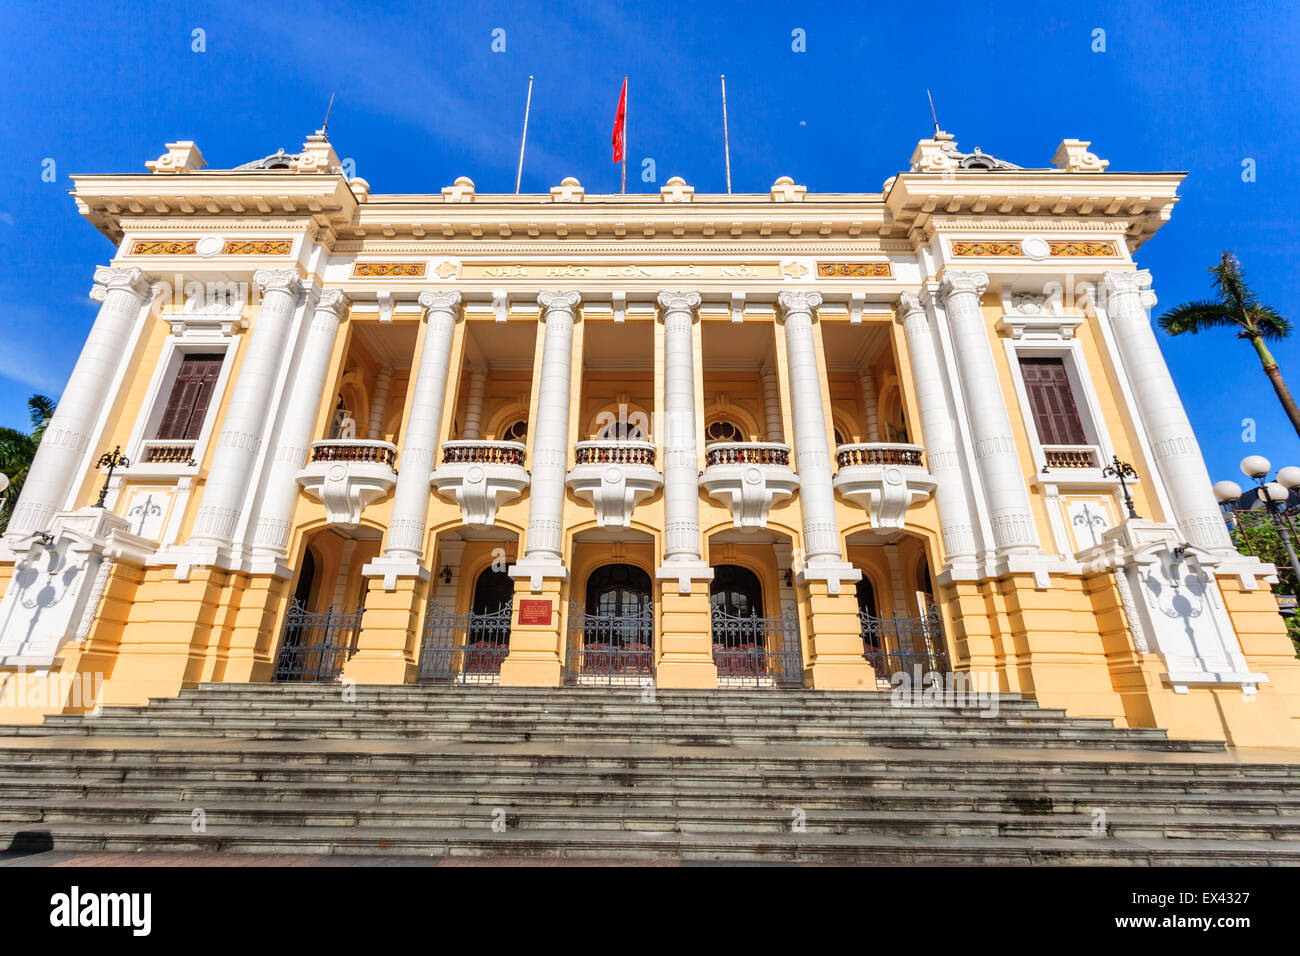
left=573, top=439, right=656, bottom=466
left=310, top=440, right=397, bottom=467
left=705, top=442, right=791, bottom=467
left=835, top=443, right=924, bottom=469
left=141, top=439, right=196, bottom=465
left=1042, top=445, right=1099, bottom=470
left=441, top=440, right=527, bottom=467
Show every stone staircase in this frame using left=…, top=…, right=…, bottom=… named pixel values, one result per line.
left=2, top=684, right=1300, bottom=864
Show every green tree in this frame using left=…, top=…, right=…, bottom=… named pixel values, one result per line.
left=0, top=394, right=56, bottom=533
left=1158, top=251, right=1300, bottom=439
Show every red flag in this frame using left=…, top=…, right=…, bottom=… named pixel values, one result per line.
left=612, top=78, right=626, bottom=163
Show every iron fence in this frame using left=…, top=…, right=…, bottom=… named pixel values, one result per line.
left=860, top=605, right=950, bottom=679
left=565, top=602, right=655, bottom=686
left=271, top=599, right=364, bottom=682
left=711, top=604, right=804, bottom=688
left=418, top=602, right=512, bottom=684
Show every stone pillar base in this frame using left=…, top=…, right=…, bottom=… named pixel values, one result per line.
left=655, top=577, right=717, bottom=689
left=344, top=574, right=424, bottom=684
left=499, top=577, right=564, bottom=687
left=801, top=577, right=875, bottom=691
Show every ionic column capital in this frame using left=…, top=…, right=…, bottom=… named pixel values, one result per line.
left=895, top=290, right=925, bottom=321
left=777, top=289, right=823, bottom=316
left=253, top=269, right=303, bottom=298
left=418, top=289, right=463, bottom=314
left=656, top=290, right=701, bottom=315
left=314, top=288, right=350, bottom=319
left=1103, top=269, right=1157, bottom=309
left=89, top=265, right=151, bottom=302
left=937, top=270, right=989, bottom=305
left=537, top=290, right=581, bottom=315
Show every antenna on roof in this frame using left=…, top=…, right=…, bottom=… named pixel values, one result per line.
left=926, top=89, right=940, bottom=135
left=323, top=91, right=336, bottom=133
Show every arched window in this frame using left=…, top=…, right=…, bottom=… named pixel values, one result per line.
left=834, top=427, right=847, bottom=446
left=705, top=420, right=744, bottom=444
left=585, top=564, right=653, bottom=618
left=710, top=564, right=763, bottom=618
left=596, top=419, right=645, bottom=441
left=500, top=419, right=527, bottom=442
left=855, top=577, right=877, bottom=619
left=471, top=567, right=514, bottom=614
left=468, top=567, right=513, bottom=652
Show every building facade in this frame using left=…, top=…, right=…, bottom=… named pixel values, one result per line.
left=1, top=129, right=1297, bottom=746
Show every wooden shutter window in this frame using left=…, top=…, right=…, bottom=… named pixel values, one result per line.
left=155, top=354, right=223, bottom=441
left=1019, top=357, right=1087, bottom=446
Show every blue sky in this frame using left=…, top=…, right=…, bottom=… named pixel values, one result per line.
left=0, top=0, right=1297, bottom=484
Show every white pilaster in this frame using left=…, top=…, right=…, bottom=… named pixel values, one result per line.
left=938, top=271, right=1038, bottom=555
left=1102, top=270, right=1233, bottom=551
left=859, top=366, right=880, bottom=443
left=778, top=290, right=860, bottom=593
left=898, top=290, right=977, bottom=563
left=250, top=289, right=350, bottom=569
left=366, top=364, right=393, bottom=441
left=509, top=291, right=579, bottom=591
left=655, top=291, right=713, bottom=592
left=761, top=363, right=784, bottom=442
left=8, top=267, right=152, bottom=538
left=189, top=269, right=302, bottom=550
left=363, top=290, right=461, bottom=588
left=462, top=364, right=487, bottom=440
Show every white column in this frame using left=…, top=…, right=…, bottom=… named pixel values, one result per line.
left=859, top=367, right=880, bottom=442
left=366, top=364, right=393, bottom=441
left=761, top=363, right=784, bottom=442
left=8, top=266, right=152, bottom=537
left=938, top=271, right=1038, bottom=554
left=364, top=290, right=461, bottom=587
left=655, top=291, right=713, bottom=591
left=462, top=364, right=487, bottom=440
left=1102, top=270, right=1232, bottom=550
left=189, top=269, right=302, bottom=548
left=898, top=290, right=977, bottom=562
left=778, top=290, right=860, bottom=591
left=510, top=291, right=579, bottom=590
left=250, top=289, right=349, bottom=564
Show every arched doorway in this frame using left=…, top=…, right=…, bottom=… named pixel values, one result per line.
left=419, top=565, right=515, bottom=684
left=710, top=563, right=801, bottom=688
left=856, top=577, right=885, bottom=674
left=273, top=541, right=364, bottom=682
left=566, top=563, right=654, bottom=684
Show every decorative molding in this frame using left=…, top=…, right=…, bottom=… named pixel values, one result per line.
left=131, top=240, right=196, bottom=256
left=952, top=240, right=1022, bottom=257
left=817, top=262, right=893, bottom=278
left=224, top=239, right=293, bottom=255
left=129, top=238, right=293, bottom=255
left=352, top=262, right=427, bottom=278
left=1049, top=240, right=1117, bottom=257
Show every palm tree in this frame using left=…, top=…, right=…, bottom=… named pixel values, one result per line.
left=0, top=394, right=56, bottom=533
left=1158, top=251, right=1300, bottom=439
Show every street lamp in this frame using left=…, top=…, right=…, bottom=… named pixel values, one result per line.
left=1214, top=455, right=1300, bottom=585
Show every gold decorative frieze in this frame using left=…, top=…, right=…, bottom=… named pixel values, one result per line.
left=352, top=262, right=427, bottom=278
left=131, top=240, right=196, bottom=256
left=817, top=262, right=893, bottom=278
left=454, top=262, right=785, bottom=280
left=129, top=238, right=292, bottom=256
left=224, top=239, right=293, bottom=255
left=951, top=241, right=1022, bottom=257
left=1047, top=240, right=1116, bottom=257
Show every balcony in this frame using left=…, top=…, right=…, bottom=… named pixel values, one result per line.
left=566, top=440, right=661, bottom=528
left=699, top=442, right=798, bottom=530
left=1041, top=444, right=1100, bottom=471
left=833, top=442, right=936, bottom=530
left=297, top=439, right=398, bottom=527
left=139, top=439, right=196, bottom=466
left=430, top=440, right=529, bottom=527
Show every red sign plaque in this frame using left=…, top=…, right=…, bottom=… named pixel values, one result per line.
left=518, top=599, right=553, bottom=626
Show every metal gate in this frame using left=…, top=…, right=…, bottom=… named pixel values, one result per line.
left=418, top=601, right=512, bottom=684
left=711, top=604, right=804, bottom=688
left=860, top=605, right=950, bottom=678
left=565, top=601, right=655, bottom=686
left=272, top=599, right=364, bottom=682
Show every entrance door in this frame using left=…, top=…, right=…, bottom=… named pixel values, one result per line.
left=710, top=565, right=802, bottom=687
left=566, top=564, right=654, bottom=684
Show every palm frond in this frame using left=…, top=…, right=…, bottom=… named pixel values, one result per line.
left=27, top=394, right=54, bottom=441
left=1249, top=304, right=1293, bottom=341
left=1210, top=251, right=1256, bottom=312
left=1157, top=300, right=1237, bottom=336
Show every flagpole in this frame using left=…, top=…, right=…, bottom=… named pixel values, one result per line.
left=621, top=74, right=627, bottom=195
left=721, top=74, right=732, bottom=194
left=515, top=75, right=534, bottom=195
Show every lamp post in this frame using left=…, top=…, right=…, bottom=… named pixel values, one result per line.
left=1214, top=455, right=1300, bottom=586
left=94, top=446, right=130, bottom=508
left=1102, top=455, right=1140, bottom=520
